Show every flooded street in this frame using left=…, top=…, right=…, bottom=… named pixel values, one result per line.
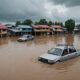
left=0, top=34, right=80, bottom=80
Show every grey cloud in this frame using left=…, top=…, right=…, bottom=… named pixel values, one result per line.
left=0, top=0, right=48, bottom=21
left=0, top=0, right=80, bottom=23
left=50, top=0, right=80, bottom=7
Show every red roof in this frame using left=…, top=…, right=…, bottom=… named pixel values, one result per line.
left=52, top=25, right=62, bottom=29
left=0, top=23, right=7, bottom=29
left=32, top=25, right=50, bottom=28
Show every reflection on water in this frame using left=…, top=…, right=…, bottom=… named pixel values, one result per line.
left=0, top=34, right=80, bottom=80
left=65, top=34, right=74, bottom=45
left=0, top=38, right=8, bottom=45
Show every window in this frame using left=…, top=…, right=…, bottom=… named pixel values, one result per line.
left=48, top=48, right=63, bottom=56
left=69, top=48, right=76, bottom=53
left=62, top=49, right=68, bottom=56
left=27, top=36, right=29, bottom=38
left=22, top=28, right=25, bottom=31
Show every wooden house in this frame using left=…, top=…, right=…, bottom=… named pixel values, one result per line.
left=0, top=24, right=7, bottom=37
left=32, top=25, right=50, bottom=35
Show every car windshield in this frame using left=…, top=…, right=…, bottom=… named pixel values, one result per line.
left=22, top=35, right=28, bottom=38
left=48, top=48, right=63, bottom=56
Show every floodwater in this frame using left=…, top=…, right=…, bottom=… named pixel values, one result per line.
left=0, top=33, right=80, bottom=80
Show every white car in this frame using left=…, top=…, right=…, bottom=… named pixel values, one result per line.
left=18, top=35, right=34, bottom=41
left=38, top=44, right=80, bottom=64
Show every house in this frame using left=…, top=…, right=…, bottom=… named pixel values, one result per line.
left=17, top=25, right=32, bottom=34
left=5, top=24, right=15, bottom=29
left=32, top=25, right=50, bottom=35
left=74, top=27, right=79, bottom=32
left=9, top=25, right=32, bottom=36
left=51, top=25, right=63, bottom=34
left=0, top=23, right=7, bottom=37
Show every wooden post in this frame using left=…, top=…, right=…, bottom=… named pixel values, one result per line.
left=35, top=32, right=36, bottom=36
left=1, top=34, right=2, bottom=38
left=1, top=30, right=2, bottom=38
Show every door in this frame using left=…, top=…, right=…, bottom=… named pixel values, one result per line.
left=68, top=48, right=77, bottom=58
left=28, top=36, right=32, bottom=40
left=60, top=49, right=69, bottom=61
left=27, top=36, right=30, bottom=40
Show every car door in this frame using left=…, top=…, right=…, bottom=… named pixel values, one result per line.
left=27, top=36, right=30, bottom=40
left=29, top=36, right=32, bottom=40
left=60, top=49, right=69, bottom=61
left=68, top=48, right=77, bottom=59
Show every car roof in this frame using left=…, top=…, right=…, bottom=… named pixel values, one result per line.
left=56, top=44, right=75, bottom=50
left=23, top=35, right=32, bottom=36
left=56, top=46, right=65, bottom=50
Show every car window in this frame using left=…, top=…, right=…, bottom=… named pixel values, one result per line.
left=23, top=35, right=27, bottom=37
left=62, top=49, right=68, bottom=56
left=27, top=36, right=30, bottom=38
left=22, top=36, right=26, bottom=38
left=28, top=35, right=31, bottom=37
left=29, top=36, right=31, bottom=37
left=69, top=48, right=76, bottom=53
left=48, top=48, right=63, bottom=56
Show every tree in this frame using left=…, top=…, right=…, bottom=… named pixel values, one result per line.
left=38, top=19, right=48, bottom=25
left=65, top=19, right=75, bottom=33
left=59, top=22, right=64, bottom=27
left=16, top=21, right=21, bottom=26
left=22, top=19, right=33, bottom=25
left=48, top=21, right=53, bottom=26
left=35, top=21, right=39, bottom=25
left=54, top=22, right=63, bottom=27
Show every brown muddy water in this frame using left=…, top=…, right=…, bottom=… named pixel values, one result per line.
left=0, top=33, right=80, bottom=80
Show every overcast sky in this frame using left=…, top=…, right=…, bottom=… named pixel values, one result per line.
left=0, top=0, right=80, bottom=23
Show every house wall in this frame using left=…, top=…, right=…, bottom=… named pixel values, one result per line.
left=0, top=29, right=7, bottom=37
left=52, top=28, right=63, bottom=32
left=0, top=29, right=7, bottom=35
left=33, top=28, right=50, bottom=32
left=21, top=28, right=32, bottom=32
left=17, top=27, right=32, bottom=33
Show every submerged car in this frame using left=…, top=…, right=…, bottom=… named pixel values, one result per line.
left=38, top=44, right=80, bottom=64
left=18, top=35, right=34, bottom=41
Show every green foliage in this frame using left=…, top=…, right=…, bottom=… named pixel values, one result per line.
left=16, top=19, right=64, bottom=28
left=65, top=19, right=75, bottom=33
left=16, top=21, right=21, bottom=26
left=54, top=22, right=63, bottom=27
left=48, top=21, right=54, bottom=26
left=37, top=19, right=48, bottom=25
left=22, top=19, right=33, bottom=25
left=35, top=19, right=54, bottom=26
left=35, top=21, right=39, bottom=25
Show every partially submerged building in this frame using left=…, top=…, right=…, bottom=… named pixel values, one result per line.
left=74, top=27, right=79, bottom=32
left=9, top=25, right=32, bottom=36
left=17, top=25, right=32, bottom=34
left=51, top=25, right=63, bottom=34
left=32, top=25, right=50, bottom=35
left=0, top=24, right=7, bottom=37
left=5, top=24, right=15, bottom=29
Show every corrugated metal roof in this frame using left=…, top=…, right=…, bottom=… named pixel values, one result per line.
left=52, top=25, right=62, bottom=29
left=32, top=25, right=50, bottom=28
left=17, top=25, right=32, bottom=29
left=0, top=23, right=7, bottom=29
left=9, top=29, right=21, bottom=32
left=9, top=28, right=32, bottom=33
